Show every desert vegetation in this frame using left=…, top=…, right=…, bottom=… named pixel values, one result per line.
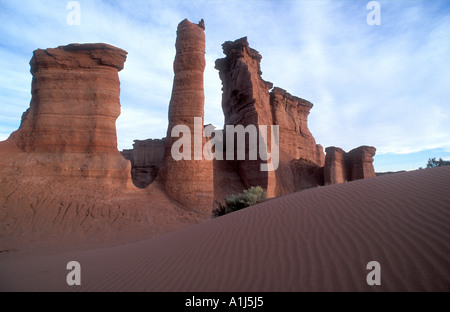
left=213, top=186, right=267, bottom=217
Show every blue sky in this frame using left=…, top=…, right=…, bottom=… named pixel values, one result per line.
left=1, top=0, right=449, bottom=172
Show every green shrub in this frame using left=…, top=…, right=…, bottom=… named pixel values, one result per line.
left=213, top=186, right=267, bottom=217
left=426, top=157, right=450, bottom=168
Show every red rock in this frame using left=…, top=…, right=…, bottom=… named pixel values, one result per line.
left=324, top=146, right=376, bottom=184
left=324, top=147, right=347, bottom=184
left=10, top=43, right=127, bottom=154
left=0, top=42, right=211, bottom=249
left=214, top=37, right=324, bottom=197
left=157, top=19, right=214, bottom=212
left=121, top=139, right=166, bottom=188
left=270, top=87, right=324, bottom=166
left=346, top=146, right=377, bottom=181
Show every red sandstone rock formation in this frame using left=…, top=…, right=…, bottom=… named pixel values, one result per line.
left=157, top=19, right=213, bottom=212
left=10, top=43, right=127, bottom=154
left=2, top=43, right=131, bottom=183
left=0, top=43, right=211, bottom=250
left=215, top=37, right=276, bottom=196
left=121, top=139, right=166, bottom=188
left=346, top=146, right=377, bottom=181
left=324, top=147, right=347, bottom=184
left=214, top=37, right=325, bottom=197
left=270, top=87, right=324, bottom=165
left=324, top=146, right=376, bottom=185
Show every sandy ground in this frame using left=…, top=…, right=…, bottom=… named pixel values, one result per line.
left=1, top=166, right=449, bottom=291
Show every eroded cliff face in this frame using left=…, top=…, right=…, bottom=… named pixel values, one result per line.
left=270, top=87, right=325, bottom=165
left=215, top=37, right=274, bottom=195
left=11, top=44, right=127, bottom=154
left=214, top=37, right=326, bottom=197
left=157, top=19, right=214, bottom=212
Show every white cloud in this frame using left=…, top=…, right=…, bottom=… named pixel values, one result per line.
left=0, top=0, right=449, bottom=164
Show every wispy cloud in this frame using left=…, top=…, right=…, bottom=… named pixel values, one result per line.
left=1, top=0, right=449, bottom=172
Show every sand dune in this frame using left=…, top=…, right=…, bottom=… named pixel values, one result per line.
left=1, top=166, right=449, bottom=291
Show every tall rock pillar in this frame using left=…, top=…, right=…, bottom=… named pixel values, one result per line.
left=157, top=19, right=213, bottom=212
left=12, top=43, right=127, bottom=154
left=6, top=43, right=131, bottom=184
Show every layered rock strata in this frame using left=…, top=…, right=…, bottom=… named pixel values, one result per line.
left=215, top=37, right=274, bottom=195
left=214, top=37, right=325, bottom=197
left=324, top=146, right=376, bottom=185
left=11, top=43, right=127, bottom=154
left=157, top=19, right=213, bottom=212
left=270, top=87, right=325, bottom=165
left=0, top=43, right=210, bottom=249
left=4, top=43, right=131, bottom=183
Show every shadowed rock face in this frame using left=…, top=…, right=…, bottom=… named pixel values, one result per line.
left=214, top=37, right=325, bottom=197
left=121, top=139, right=166, bottom=188
left=324, top=146, right=376, bottom=184
left=215, top=37, right=273, bottom=195
left=11, top=43, right=127, bottom=154
left=324, top=147, right=347, bottom=184
left=346, top=146, right=377, bottom=181
left=157, top=19, right=214, bottom=212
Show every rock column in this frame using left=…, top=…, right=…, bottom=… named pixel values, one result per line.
left=157, top=19, right=213, bottom=212
left=13, top=43, right=127, bottom=154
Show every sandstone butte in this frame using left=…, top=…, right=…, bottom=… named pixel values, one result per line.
left=0, top=19, right=376, bottom=249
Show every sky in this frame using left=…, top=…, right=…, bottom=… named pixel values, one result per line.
left=0, top=0, right=449, bottom=172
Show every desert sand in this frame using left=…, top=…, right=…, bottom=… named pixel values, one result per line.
left=1, top=166, right=448, bottom=292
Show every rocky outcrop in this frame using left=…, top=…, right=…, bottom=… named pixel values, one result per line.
left=3, top=43, right=131, bottom=183
left=324, top=147, right=347, bottom=184
left=121, top=139, right=166, bottom=188
left=346, top=146, right=377, bottom=181
left=0, top=43, right=212, bottom=250
left=324, top=146, right=376, bottom=184
left=215, top=37, right=274, bottom=195
left=157, top=19, right=213, bottom=212
left=215, top=37, right=274, bottom=128
left=10, top=43, right=127, bottom=154
left=270, top=87, right=324, bottom=166
left=214, top=37, right=325, bottom=197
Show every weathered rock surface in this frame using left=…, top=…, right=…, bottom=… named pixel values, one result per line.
left=324, top=146, right=376, bottom=185
left=346, top=146, right=377, bottom=181
left=157, top=19, right=214, bottom=212
left=121, top=139, right=166, bottom=188
left=270, top=87, right=324, bottom=165
left=324, top=147, right=347, bottom=184
left=0, top=43, right=208, bottom=251
left=214, top=37, right=324, bottom=197
left=10, top=43, right=127, bottom=154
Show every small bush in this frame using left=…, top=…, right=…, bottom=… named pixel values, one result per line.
left=212, top=186, right=267, bottom=217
